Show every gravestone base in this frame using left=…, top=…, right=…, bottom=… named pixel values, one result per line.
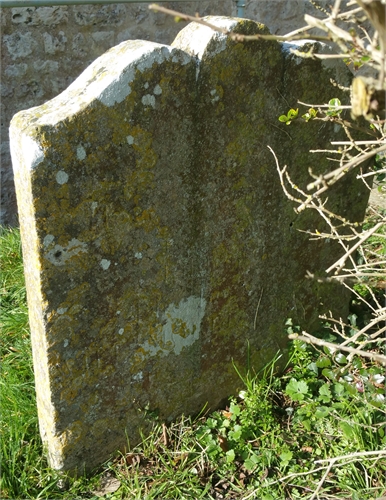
left=10, top=17, right=369, bottom=473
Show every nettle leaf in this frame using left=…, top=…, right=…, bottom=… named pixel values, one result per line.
left=222, top=418, right=230, bottom=428
left=279, top=451, right=293, bottom=464
left=229, top=425, right=243, bottom=442
left=351, top=356, right=362, bottom=369
left=285, top=378, right=309, bottom=401
left=348, top=313, right=357, bottom=327
left=340, top=421, right=354, bottom=440
left=318, top=384, right=332, bottom=403
left=344, top=382, right=357, bottom=396
left=333, top=382, right=346, bottom=397
left=244, top=452, right=260, bottom=471
left=315, top=406, right=330, bottom=419
left=229, top=402, right=241, bottom=417
left=206, top=418, right=218, bottom=430
left=226, top=449, right=235, bottom=463
left=307, top=362, right=318, bottom=375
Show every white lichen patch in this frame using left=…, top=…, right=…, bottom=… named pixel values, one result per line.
left=76, top=145, right=86, bottom=160
left=44, top=238, right=88, bottom=266
left=162, top=296, right=206, bottom=355
left=43, top=234, right=55, bottom=247
left=132, top=371, right=143, bottom=382
left=56, top=170, right=69, bottom=185
left=126, top=135, right=134, bottom=145
left=210, top=89, right=220, bottom=103
left=98, top=43, right=174, bottom=106
left=139, top=296, right=206, bottom=358
left=91, top=202, right=98, bottom=215
left=118, top=328, right=124, bottom=335
left=153, top=84, right=162, bottom=95
left=141, top=94, right=155, bottom=108
left=136, top=45, right=171, bottom=72
left=57, top=307, right=68, bottom=315
left=100, top=259, right=111, bottom=270
left=98, top=65, right=136, bottom=107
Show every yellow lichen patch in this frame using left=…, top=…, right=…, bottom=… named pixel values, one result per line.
left=9, top=16, right=363, bottom=474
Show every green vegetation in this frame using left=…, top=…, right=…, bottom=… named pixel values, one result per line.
left=1, top=226, right=385, bottom=499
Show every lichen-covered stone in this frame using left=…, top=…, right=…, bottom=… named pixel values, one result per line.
left=10, top=17, right=369, bottom=473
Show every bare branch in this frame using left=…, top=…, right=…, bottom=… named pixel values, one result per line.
left=288, top=332, right=386, bottom=365
left=326, top=221, right=385, bottom=273
left=149, top=4, right=332, bottom=43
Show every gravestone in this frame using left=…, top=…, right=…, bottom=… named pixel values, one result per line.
left=10, top=17, right=369, bottom=473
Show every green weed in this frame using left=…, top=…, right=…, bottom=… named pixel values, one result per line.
left=1, top=226, right=385, bottom=499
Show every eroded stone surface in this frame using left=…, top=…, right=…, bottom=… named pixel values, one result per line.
left=10, top=17, right=369, bottom=473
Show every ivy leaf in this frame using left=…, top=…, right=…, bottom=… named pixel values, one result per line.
left=326, top=98, right=342, bottom=117
left=322, top=368, right=337, bottom=381
left=316, top=356, right=331, bottom=368
left=335, top=353, right=348, bottom=365
left=329, top=98, right=341, bottom=107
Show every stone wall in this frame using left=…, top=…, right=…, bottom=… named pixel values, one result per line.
left=10, top=16, right=369, bottom=473
left=1, top=0, right=333, bottom=226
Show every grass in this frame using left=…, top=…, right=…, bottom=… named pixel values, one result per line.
left=1, top=225, right=385, bottom=499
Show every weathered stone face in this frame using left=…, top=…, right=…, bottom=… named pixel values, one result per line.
left=10, top=17, right=369, bottom=473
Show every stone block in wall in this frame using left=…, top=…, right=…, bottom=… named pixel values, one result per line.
left=3, top=31, right=37, bottom=59
left=1, top=1, right=233, bottom=227
left=11, top=6, right=69, bottom=26
left=10, top=17, right=369, bottom=473
left=43, top=31, right=67, bottom=54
